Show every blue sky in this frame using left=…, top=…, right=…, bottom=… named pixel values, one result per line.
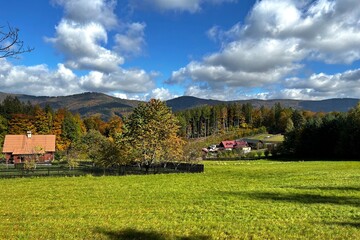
left=1, top=0, right=360, bottom=101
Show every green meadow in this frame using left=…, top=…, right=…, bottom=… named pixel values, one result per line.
left=0, top=160, right=359, bottom=239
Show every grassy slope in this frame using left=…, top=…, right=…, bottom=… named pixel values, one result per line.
left=247, top=133, right=284, bottom=142
left=0, top=161, right=359, bottom=239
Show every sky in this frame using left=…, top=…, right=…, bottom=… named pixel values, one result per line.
left=1, top=0, right=360, bottom=101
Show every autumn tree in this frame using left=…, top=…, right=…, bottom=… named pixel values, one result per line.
left=34, top=105, right=51, bottom=134
left=61, top=111, right=84, bottom=150
left=52, top=109, right=66, bottom=151
left=105, top=115, right=123, bottom=139
left=0, top=115, right=8, bottom=148
left=8, top=113, right=35, bottom=134
left=81, top=129, right=109, bottom=162
left=123, top=99, right=185, bottom=167
left=83, top=115, right=107, bottom=135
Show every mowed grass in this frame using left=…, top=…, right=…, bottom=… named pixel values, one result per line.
left=247, top=133, right=284, bottom=142
left=0, top=161, right=359, bottom=239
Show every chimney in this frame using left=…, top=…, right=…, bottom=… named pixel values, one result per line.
left=27, top=131, right=32, bottom=138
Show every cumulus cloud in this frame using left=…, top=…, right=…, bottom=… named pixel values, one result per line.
left=0, top=59, right=80, bottom=96
left=242, top=68, right=360, bottom=100
left=130, top=0, right=236, bottom=13
left=52, top=0, right=118, bottom=28
left=282, top=69, right=360, bottom=99
left=169, top=0, right=360, bottom=100
left=44, top=0, right=156, bottom=95
left=46, top=20, right=124, bottom=73
left=168, top=37, right=305, bottom=92
left=79, top=69, right=155, bottom=93
left=0, top=58, right=156, bottom=97
left=114, top=22, right=146, bottom=57
left=149, top=87, right=178, bottom=100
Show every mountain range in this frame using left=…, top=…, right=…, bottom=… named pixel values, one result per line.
left=0, top=92, right=359, bottom=120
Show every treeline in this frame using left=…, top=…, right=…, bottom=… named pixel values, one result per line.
left=0, top=96, right=123, bottom=153
left=1, top=95, right=359, bottom=161
left=175, top=101, right=360, bottom=159
left=283, top=103, right=360, bottom=159
left=175, top=102, right=320, bottom=138
left=0, top=97, right=184, bottom=167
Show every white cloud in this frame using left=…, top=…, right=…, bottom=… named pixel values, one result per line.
left=169, top=38, right=304, bottom=88
left=243, top=0, right=360, bottom=64
left=79, top=69, right=155, bottom=93
left=42, top=0, right=156, bottom=96
left=52, top=0, right=118, bottom=28
left=0, top=58, right=157, bottom=97
left=46, top=20, right=124, bottom=73
left=150, top=87, right=178, bottom=100
left=114, top=22, right=146, bottom=57
left=169, top=0, right=360, bottom=100
left=113, top=93, right=128, bottom=99
left=130, top=0, right=236, bottom=13
left=0, top=59, right=80, bottom=96
left=282, top=69, right=360, bottom=99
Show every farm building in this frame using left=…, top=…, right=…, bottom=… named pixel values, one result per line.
left=240, top=138, right=264, bottom=150
left=2, top=131, right=56, bottom=164
left=203, top=140, right=251, bottom=155
left=219, top=140, right=249, bottom=150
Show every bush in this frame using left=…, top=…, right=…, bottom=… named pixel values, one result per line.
left=24, top=160, right=36, bottom=172
left=245, top=151, right=257, bottom=159
left=264, top=149, right=270, bottom=157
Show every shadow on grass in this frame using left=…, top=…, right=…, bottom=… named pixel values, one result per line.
left=285, top=186, right=360, bottom=192
left=95, top=227, right=211, bottom=240
left=326, top=221, right=360, bottom=229
left=224, top=191, right=360, bottom=207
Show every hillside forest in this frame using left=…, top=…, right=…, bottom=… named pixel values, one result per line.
left=1, top=96, right=360, bottom=164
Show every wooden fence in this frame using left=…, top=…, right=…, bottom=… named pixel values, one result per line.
left=0, top=162, right=204, bottom=178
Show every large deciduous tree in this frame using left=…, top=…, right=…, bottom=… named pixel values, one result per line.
left=123, top=99, right=185, bottom=166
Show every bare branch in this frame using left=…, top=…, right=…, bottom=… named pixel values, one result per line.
left=0, top=23, right=34, bottom=59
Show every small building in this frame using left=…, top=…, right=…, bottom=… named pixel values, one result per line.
left=219, top=140, right=237, bottom=150
left=219, top=140, right=250, bottom=151
left=2, top=131, right=56, bottom=164
left=240, top=138, right=264, bottom=150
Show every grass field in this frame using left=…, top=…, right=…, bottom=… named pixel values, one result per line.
left=247, top=133, right=284, bottom=142
left=0, top=160, right=359, bottom=239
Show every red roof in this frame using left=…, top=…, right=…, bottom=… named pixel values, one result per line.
left=220, top=140, right=249, bottom=149
left=2, top=134, right=56, bottom=155
left=220, top=141, right=236, bottom=148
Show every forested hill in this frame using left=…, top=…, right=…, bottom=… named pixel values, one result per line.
left=167, top=96, right=360, bottom=112
left=0, top=92, right=141, bottom=120
left=0, top=92, right=359, bottom=119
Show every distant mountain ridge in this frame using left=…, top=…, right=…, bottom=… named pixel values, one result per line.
left=0, top=92, right=141, bottom=120
left=0, top=92, right=359, bottom=119
left=166, top=96, right=359, bottom=113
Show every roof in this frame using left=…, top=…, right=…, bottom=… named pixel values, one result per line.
left=220, top=141, right=236, bottom=148
left=219, top=140, right=249, bottom=149
left=234, top=140, right=248, bottom=148
left=2, top=135, right=56, bottom=155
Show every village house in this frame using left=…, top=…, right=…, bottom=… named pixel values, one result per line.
left=219, top=140, right=250, bottom=150
left=2, top=131, right=56, bottom=164
left=203, top=140, right=252, bottom=155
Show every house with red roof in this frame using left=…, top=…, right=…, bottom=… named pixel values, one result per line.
left=2, top=131, right=56, bottom=164
left=219, top=140, right=250, bottom=151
